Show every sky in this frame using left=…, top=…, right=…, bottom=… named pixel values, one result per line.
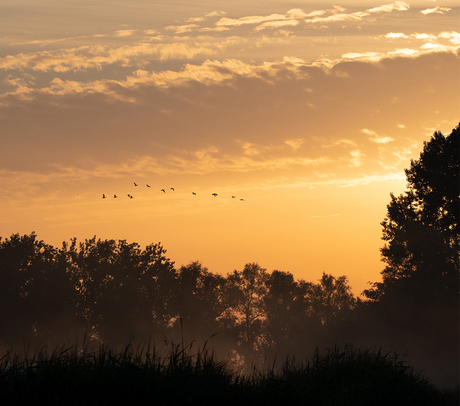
left=0, top=0, right=459, bottom=295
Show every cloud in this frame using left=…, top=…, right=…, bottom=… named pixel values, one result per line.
left=439, top=31, right=460, bottom=45
left=165, top=24, right=200, bottom=34
left=2, top=46, right=458, bottom=107
left=341, top=52, right=381, bottom=62
left=420, top=7, right=451, bottom=15
left=340, top=45, right=449, bottom=62
left=0, top=41, right=218, bottom=74
left=385, top=33, right=408, bottom=39
left=114, top=30, right=138, bottom=37
left=363, top=129, right=393, bottom=143
left=205, top=11, right=226, bottom=18
left=349, top=150, right=364, bottom=167
left=305, top=11, right=370, bottom=24
left=213, top=8, right=325, bottom=29
left=254, top=20, right=299, bottom=31
left=304, top=2, right=409, bottom=24
left=0, top=48, right=457, bottom=213
left=413, top=33, right=437, bottom=41
left=216, top=13, right=289, bottom=27
left=367, top=1, right=410, bottom=13
left=11, top=35, right=94, bottom=47
left=285, top=139, right=304, bottom=150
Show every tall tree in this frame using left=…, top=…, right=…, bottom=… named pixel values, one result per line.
left=67, top=237, right=176, bottom=345
left=223, top=263, right=268, bottom=362
left=171, top=261, right=227, bottom=342
left=0, top=233, right=82, bottom=347
left=365, top=124, right=459, bottom=299
left=361, top=124, right=459, bottom=387
left=308, top=272, right=357, bottom=327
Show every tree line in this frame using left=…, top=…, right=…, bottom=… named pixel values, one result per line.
left=0, top=124, right=458, bottom=386
left=0, top=232, right=358, bottom=363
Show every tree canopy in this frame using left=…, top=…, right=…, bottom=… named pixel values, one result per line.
left=365, top=124, right=459, bottom=299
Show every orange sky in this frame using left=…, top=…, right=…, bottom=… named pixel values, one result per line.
left=0, top=1, right=459, bottom=295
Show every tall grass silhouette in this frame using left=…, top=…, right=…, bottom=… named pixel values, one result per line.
left=0, top=340, right=457, bottom=405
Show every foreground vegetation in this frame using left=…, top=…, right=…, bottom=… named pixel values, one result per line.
left=0, top=341, right=457, bottom=406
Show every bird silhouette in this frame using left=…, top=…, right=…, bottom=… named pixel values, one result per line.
left=102, top=194, right=106, bottom=199
left=212, top=193, right=218, bottom=197
left=146, top=184, right=151, bottom=188
left=114, top=195, right=118, bottom=198
left=134, top=182, right=138, bottom=186
left=170, top=188, right=175, bottom=191
left=232, top=196, right=236, bottom=198
left=192, top=192, right=196, bottom=195
left=128, top=194, right=133, bottom=199
left=240, top=199, right=244, bottom=201
left=161, top=189, right=165, bottom=193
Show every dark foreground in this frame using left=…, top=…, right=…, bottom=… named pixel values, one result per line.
left=0, top=341, right=458, bottom=406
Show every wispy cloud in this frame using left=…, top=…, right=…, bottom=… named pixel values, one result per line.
left=363, top=129, right=393, bottom=144
left=0, top=42, right=217, bottom=73
left=385, top=33, right=408, bottom=39
left=349, top=150, right=364, bottom=167
left=367, top=1, right=410, bottom=13
left=165, top=24, right=200, bottom=34
left=420, top=6, right=451, bottom=15
left=114, top=30, right=138, bottom=37
left=305, top=1, right=410, bottom=24
left=439, top=31, right=460, bottom=45
left=305, top=11, right=369, bottom=24
left=254, top=20, right=299, bottom=31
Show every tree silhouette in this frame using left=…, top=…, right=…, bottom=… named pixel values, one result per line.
left=263, top=270, right=315, bottom=360
left=360, top=124, right=459, bottom=387
left=223, top=263, right=268, bottom=363
left=0, top=233, right=82, bottom=347
left=365, top=124, right=459, bottom=299
left=308, top=272, right=357, bottom=328
left=171, top=261, right=227, bottom=343
left=66, top=237, right=176, bottom=345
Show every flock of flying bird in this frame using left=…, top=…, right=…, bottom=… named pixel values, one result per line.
left=102, top=182, right=245, bottom=201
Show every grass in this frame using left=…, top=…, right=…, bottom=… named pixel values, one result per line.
left=0, top=340, right=457, bottom=405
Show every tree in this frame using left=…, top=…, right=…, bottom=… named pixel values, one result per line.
left=66, top=237, right=176, bottom=345
left=263, top=270, right=314, bottom=360
left=365, top=124, right=459, bottom=299
left=0, top=233, right=83, bottom=348
left=360, top=124, right=459, bottom=387
left=171, top=261, right=227, bottom=342
left=308, top=272, right=357, bottom=327
left=263, top=270, right=298, bottom=346
left=223, top=263, right=268, bottom=362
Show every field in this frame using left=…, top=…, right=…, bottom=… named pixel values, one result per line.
left=0, top=339, right=457, bottom=405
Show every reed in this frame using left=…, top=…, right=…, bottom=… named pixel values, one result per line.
left=0, top=340, right=457, bottom=405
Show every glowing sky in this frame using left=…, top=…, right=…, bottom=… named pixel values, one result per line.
left=1, top=0, right=459, bottom=294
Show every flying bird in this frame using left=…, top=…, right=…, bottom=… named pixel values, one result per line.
left=146, top=184, right=151, bottom=188
left=232, top=196, right=236, bottom=198
left=114, top=195, right=118, bottom=198
left=170, top=188, right=175, bottom=191
left=240, top=199, right=244, bottom=201
left=212, top=193, right=218, bottom=197
left=134, top=182, right=138, bottom=186
left=127, top=194, right=133, bottom=199
left=161, top=189, right=165, bottom=193
left=192, top=192, right=196, bottom=195
left=102, top=194, right=106, bottom=199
